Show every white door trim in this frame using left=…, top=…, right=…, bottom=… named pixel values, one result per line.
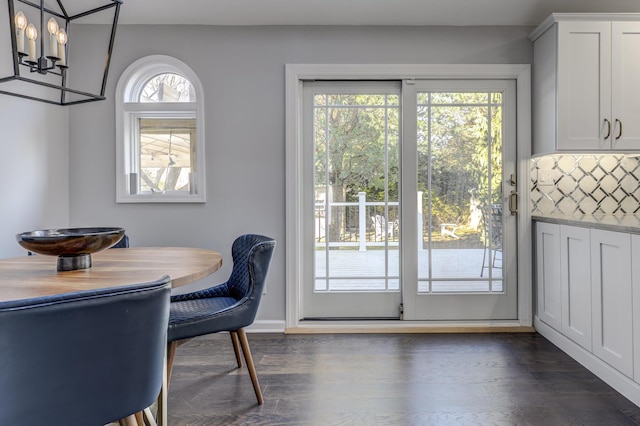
left=285, top=64, right=532, bottom=331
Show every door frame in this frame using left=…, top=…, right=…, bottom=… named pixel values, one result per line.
left=285, top=63, right=532, bottom=332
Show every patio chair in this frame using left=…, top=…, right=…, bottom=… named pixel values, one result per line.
left=480, top=204, right=503, bottom=276
left=0, top=276, right=171, bottom=426
left=440, top=217, right=461, bottom=239
left=371, top=214, right=396, bottom=239
left=166, top=234, right=276, bottom=405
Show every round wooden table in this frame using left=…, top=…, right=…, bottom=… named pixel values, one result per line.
left=0, top=247, right=223, bottom=303
left=0, top=246, right=223, bottom=426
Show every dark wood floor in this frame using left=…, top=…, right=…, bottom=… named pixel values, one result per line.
left=167, top=332, right=640, bottom=425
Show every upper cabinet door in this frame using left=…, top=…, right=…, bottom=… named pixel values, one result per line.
left=611, top=22, right=640, bottom=150
left=557, top=21, right=612, bottom=151
left=532, top=16, right=640, bottom=154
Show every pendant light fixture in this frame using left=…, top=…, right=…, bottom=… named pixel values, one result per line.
left=1, top=0, right=121, bottom=105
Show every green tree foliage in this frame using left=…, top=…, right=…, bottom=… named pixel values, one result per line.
left=314, top=94, right=399, bottom=240
left=314, top=90, right=503, bottom=240
left=418, top=92, right=503, bottom=226
left=315, top=94, right=399, bottom=202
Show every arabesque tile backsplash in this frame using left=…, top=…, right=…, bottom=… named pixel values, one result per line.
left=530, top=154, right=640, bottom=215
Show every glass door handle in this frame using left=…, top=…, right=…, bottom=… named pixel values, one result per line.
left=509, top=190, right=518, bottom=215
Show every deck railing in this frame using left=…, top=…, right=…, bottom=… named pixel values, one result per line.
left=315, top=191, right=425, bottom=251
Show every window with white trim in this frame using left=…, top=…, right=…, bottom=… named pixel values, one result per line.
left=115, top=55, right=205, bottom=203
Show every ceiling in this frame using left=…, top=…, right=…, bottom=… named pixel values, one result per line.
left=108, top=0, right=640, bottom=26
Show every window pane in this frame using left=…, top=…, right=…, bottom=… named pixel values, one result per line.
left=140, top=73, right=195, bottom=103
left=417, top=90, right=505, bottom=293
left=139, top=118, right=196, bottom=193
left=313, top=91, right=400, bottom=292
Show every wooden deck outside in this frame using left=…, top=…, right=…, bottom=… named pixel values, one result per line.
left=315, top=248, right=503, bottom=292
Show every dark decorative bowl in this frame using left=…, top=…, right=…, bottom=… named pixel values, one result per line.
left=16, top=227, right=125, bottom=271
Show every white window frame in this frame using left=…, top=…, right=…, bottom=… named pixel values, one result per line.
left=115, top=55, right=206, bottom=203
left=285, top=64, right=532, bottom=331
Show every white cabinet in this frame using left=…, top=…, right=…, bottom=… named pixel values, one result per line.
left=535, top=222, right=561, bottom=331
left=535, top=223, right=634, bottom=377
left=560, top=225, right=591, bottom=351
left=556, top=21, right=610, bottom=151
left=590, top=229, right=633, bottom=378
left=531, top=15, right=640, bottom=153
left=535, top=223, right=592, bottom=349
left=535, top=221, right=640, bottom=403
left=611, top=22, right=640, bottom=150
left=633, top=235, right=640, bottom=383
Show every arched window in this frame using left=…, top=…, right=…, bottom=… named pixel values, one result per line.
left=115, top=55, right=205, bottom=203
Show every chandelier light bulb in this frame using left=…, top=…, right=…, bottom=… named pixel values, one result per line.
left=57, top=28, right=67, bottom=45
left=47, top=18, right=59, bottom=35
left=25, top=23, right=37, bottom=63
left=56, top=29, right=67, bottom=66
left=47, top=18, right=59, bottom=58
left=25, top=23, right=37, bottom=41
left=15, top=11, right=27, bottom=30
left=14, top=11, right=27, bottom=54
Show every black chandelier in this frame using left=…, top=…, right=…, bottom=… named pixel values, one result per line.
left=1, top=0, right=121, bottom=105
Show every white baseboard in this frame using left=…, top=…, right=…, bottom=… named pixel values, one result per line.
left=246, top=320, right=286, bottom=333
left=245, top=319, right=534, bottom=334
left=534, top=316, right=640, bottom=407
left=285, top=320, right=533, bottom=334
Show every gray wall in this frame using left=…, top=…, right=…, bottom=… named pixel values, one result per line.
left=68, top=25, right=533, bottom=326
left=0, top=96, right=69, bottom=257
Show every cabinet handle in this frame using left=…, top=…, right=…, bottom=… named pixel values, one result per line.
left=616, top=119, right=622, bottom=140
left=604, top=118, right=611, bottom=140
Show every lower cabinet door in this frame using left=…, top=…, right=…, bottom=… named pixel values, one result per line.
left=560, top=225, right=591, bottom=350
left=633, top=235, right=640, bottom=383
left=591, top=229, right=633, bottom=377
left=536, top=222, right=562, bottom=331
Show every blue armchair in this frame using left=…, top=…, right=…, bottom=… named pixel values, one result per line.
left=111, top=233, right=130, bottom=248
left=0, top=276, right=171, bottom=426
left=167, top=234, right=276, bottom=404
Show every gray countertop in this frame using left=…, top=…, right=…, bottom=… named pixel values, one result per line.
left=532, top=213, right=640, bottom=234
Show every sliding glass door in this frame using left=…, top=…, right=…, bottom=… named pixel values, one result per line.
left=403, top=80, right=518, bottom=320
left=303, top=82, right=402, bottom=319
left=301, top=79, right=518, bottom=321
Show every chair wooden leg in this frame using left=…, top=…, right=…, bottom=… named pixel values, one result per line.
left=230, top=331, right=243, bottom=368
left=156, top=341, right=177, bottom=426
left=166, top=340, right=178, bottom=388
left=143, top=407, right=158, bottom=426
left=117, top=414, right=139, bottom=426
left=237, top=328, right=264, bottom=405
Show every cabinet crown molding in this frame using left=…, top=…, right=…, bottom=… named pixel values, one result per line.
left=530, top=13, right=640, bottom=42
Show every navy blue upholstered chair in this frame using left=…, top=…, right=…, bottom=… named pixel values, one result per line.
left=168, top=234, right=276, bottom=404
left=111, top=233, right=130, bottom=248
left=0, top=276, right=171, bottom=426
